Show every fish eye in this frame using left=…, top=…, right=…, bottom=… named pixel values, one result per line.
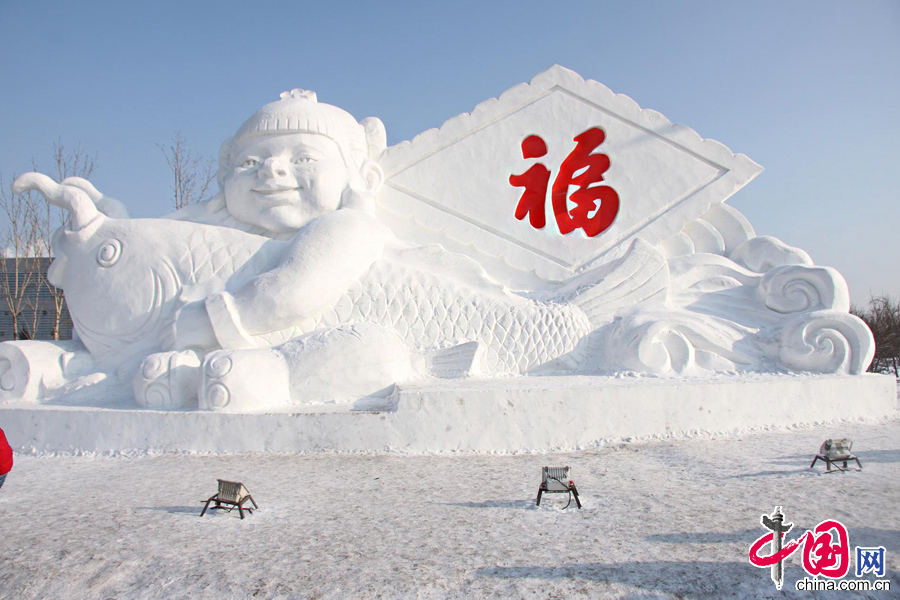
left=97, top=239, right=122, bottom=268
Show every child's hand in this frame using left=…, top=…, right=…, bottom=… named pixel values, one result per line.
left=161, top=302, right=217, bottom=351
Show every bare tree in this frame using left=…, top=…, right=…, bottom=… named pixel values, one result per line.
left=33, top=141, right=98, bottom=339
left=159, top=131, right=215, bottom=210
left=851, top=294, right=900, bottom=377
left=1, top=141, right=98, bottom=342
left=0, top=173, right=41, bottom=340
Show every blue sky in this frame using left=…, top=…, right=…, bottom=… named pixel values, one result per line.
left=1, top=1, right=897, bottom=305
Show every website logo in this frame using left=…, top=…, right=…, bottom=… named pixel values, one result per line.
left=748, top=506, right=891, bottom=592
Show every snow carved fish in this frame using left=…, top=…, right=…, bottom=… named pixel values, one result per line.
left=13, top=172, right=668, bottom=382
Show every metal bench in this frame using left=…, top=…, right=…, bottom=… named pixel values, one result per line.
left=810, top=439, right=862, bottom=473
left=200, top=479, right=258, bottom=519
left=536, top=466, right=581, bottom=509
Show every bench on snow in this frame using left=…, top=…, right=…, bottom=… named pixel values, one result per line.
left=201, top=479, right=258, bottom=519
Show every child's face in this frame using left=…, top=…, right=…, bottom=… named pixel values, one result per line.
left=224, top=133, right=351, bottom=233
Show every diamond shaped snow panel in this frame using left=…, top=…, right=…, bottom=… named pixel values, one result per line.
left=377, top=66, right=762, bottom=288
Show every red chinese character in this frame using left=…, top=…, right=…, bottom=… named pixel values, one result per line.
left=748, top=519, right=851, bottom=579
left=748, top=532, right=804, bottom=567
left=508, top=135, right=550, bottom=229
left=801, top=520, right=850, bottom=578
left=552, top=128, right=619, bottom=237
left=509, top=128, right=619, bottom=238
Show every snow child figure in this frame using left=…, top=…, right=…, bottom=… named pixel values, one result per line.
left=140, top=89, right=410, bottom=409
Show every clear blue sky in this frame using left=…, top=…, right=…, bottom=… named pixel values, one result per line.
left=1, top=1, right=897, bottom=305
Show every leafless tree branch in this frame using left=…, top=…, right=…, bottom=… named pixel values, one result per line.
left=851, top=294, right=900, bottom=377
left=158, top=131, right=215, bottom=210
left=0, top=173, right=41, bottom=339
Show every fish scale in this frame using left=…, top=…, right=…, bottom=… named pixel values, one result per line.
left=176, top=228, right=259, bottom=288
left=310, top=258, right=592, bottom=375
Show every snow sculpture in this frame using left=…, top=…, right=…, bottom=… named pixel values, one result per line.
left=0, top=67, right=874, bottom=411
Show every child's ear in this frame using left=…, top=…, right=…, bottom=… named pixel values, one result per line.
left=360, top=160, right=384, bottom=193
left=361, top=117, right=387, bottom=160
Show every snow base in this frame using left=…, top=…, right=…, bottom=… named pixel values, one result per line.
left=2, top=374, right=896, bottom=455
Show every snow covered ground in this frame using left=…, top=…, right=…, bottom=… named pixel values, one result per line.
left=1, top=417, right=898, bottom=599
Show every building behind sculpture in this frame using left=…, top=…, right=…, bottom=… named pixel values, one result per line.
left=0, top=258, right=73, bottom=342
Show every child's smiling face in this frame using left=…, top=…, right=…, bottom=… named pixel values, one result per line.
left=224, top=132, right=351, bottom=233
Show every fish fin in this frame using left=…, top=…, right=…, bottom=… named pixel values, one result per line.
left=564, top=239, right=670, bottom=328
left=419, top=341, right=484, bottom=378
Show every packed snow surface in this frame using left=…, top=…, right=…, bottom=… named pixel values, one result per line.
left=1, top=418, right=898, bottom=599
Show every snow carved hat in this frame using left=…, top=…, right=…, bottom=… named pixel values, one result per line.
left=217, top=89, right=386, bottom=189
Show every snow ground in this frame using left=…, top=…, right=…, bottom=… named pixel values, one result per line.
left=1, top=418, right=898, bottom=599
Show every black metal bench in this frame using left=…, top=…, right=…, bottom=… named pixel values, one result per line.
left=536, top=466, right=581, bottom=509
left=810, top=439, right=862, bottom=473
left=201, top=479, right=258, bottom=519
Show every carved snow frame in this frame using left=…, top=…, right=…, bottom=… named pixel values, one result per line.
left=377, top=65, right=763, bottom=287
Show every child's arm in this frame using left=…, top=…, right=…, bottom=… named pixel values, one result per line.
left=168, top=210, right=390, bottom=350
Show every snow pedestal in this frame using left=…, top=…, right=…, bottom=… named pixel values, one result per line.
left=2, top=373, right=895, bottom=455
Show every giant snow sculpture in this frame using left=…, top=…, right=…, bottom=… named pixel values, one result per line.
left=0, top=67, right=875, bottom=412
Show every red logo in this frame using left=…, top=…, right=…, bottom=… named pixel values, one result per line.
left=749, top=508, right=851, bottom=589
left=509, top=128, right=619, bottom=237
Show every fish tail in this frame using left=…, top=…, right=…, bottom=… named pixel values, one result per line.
left=566, top=239, right=669, bottom=328
left=415, top=341, right=484, bottom=378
